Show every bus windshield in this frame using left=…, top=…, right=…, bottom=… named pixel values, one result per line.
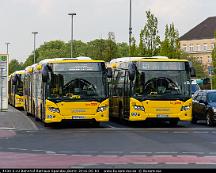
left=16, top=74, right=24, bottom=96
left=47, top=71, right=107, bottom=102
left=134, top=70, right=190, bottom=100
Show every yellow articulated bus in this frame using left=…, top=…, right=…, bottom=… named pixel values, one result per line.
left=109, top=56, right=196, bottom=126
left=24, top=57, right=111, bottom=126
left=8, top=70, right=25, bottom=109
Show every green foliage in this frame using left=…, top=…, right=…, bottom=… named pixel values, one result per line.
left=185, top=56, right=206, bottom=78
left=139, top=10, right=160, bottom=56
left=9, top=59, right=23, bottom=75
left=160, top=23, right=181, bottom=58
left=211, top=32, right=216, bottom=88
left=130, top=37, right=138, bottom=56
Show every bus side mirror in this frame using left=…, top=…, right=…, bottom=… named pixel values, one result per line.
left=140, top=72, right=145, bottom=86
left=128, top=63, right=136, bottom=81
left=12, top=75, right=18, bottom=85
left=42, top=65, right=49, bottom=82
left=107, top=68, right=112, bottom=78
left=190, top=67, right=196, bottom=77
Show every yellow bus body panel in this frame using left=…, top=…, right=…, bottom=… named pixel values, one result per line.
left=15, top=94, right=24, bottom=108
left=44, top=99, right=109, bottom=123
left=129, top=98, right=192, bottom=121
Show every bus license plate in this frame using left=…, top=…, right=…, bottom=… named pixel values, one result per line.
left=72, top=116, right=85, bottom=119
left=157, top=114, right=168, bottom=118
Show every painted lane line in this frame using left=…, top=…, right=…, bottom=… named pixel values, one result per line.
left=155, top=152, right=178, bottom=154
left=193, top=131, right=209, bottom=134
left=0, top=127, right=15, bottom=130
left=182, top=152, right=204, bottom=154
left=97, top=155, right=118, bottom=157
left=195, top=162, right=216, bottom=165
left=132, top=162, right=158, bottom=165
left=103, top=151, right=124, bottom=154
left=81, top=151, right=98, bottom=154
left=104, top=162, right=128, bottom=165
left=165, top=162, right=189, bottom=165
left=209, top=152, right=216, bottom=155
left=45, top=151, right=56, bottom=154
left=31, top=150, right=44, bottom=152
left=8, top=148, right=28, bottom=151
left=130, top=152, right=153, bottom=154
left=173, top=131, right=189, bottom=134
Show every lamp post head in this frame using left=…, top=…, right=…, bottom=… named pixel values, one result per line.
left=68, top=13, right=76, bottom=16
left=32, top=32, right=38, bottom=34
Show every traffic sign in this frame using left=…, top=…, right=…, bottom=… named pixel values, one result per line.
left=0, top=54, right=8, bottom=111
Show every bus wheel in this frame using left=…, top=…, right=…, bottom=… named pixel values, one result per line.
left=169, top=119, right=178, bottom=126
left=206, top=113, right=214, bottom=127
left=26, top=111, right=31, bottom=116
left=191, top=116, right=197, bottom=124
left=92, top=121, right=100, bottom=127
left=119, top=106, right=125, bottom=123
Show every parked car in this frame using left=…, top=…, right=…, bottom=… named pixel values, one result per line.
left=192, top=90, right=216, bottom=126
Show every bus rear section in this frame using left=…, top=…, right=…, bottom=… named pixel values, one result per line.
left=32, top=58, right=111, bottom=125
left=9, top=70, right=25, bottom=109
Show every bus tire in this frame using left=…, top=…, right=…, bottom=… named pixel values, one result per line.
left=119, top=104, right=124, bottom=123
left=206, top=112, right=214, bottom=127
left=169, top=119, right=178, bottom=126
left=191, top=117, right=197, bottom=124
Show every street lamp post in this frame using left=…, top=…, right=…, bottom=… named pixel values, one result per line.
left=5, top=42, right=10, bottom=55
left=129, top=0, right=132, bottom=56
left=32, top=32, right=38, bottom=64
left=68, top=13, right=76, bottom=58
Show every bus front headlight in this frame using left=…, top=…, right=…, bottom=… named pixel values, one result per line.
left=133, top=105, right=145, bottom=111
left=48, top=107, right=60, bottom=113
left=181, top=106, right=191, bottom=111
left=97, top=106, right=108, bottom=112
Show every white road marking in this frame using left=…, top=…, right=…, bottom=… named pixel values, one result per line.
left=165, top=162, right=188, bottom=164
left=193, top=131, right=209, bottom=134
left=132, top=162, right=158, bottom=165
left=155, top=152, right=178, bottom=154
left=130, top=151, right=153, bottom=154
left=45, top=151, right=56, bottom=154
left=0, top=127, right=15, bottom=130
left=182, top=152, right=204, bottom=154
left=103, top=151, right=123, bottom=154
left=173, top=131, right=189, bottom=134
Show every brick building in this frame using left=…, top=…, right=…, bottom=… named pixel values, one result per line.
left=179, top=17, right=216, bottom=72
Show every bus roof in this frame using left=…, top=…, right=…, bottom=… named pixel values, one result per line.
left=13, top=70, right=25, bottom=75
left=38, top=57, right=105, bottom=64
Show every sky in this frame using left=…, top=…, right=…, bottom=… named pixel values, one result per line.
left=0, top=0, right=216, bottom=63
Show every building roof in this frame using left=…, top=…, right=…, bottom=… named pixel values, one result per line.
left=180, top=16, right=216, bottom=40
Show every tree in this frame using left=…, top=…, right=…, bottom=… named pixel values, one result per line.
left=139, top=10, right=160, bottom=56
left=130, top=37, right=138, bottom=56
left=160, top=23, right=181, bottom=58
left=211, top=32, right=216, bottom=88
left=9, top=59, right=23, bottom=74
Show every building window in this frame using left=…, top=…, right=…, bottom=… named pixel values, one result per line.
left=189, top=44, right=193, bottom=52
left=183, top=46, right=187, bottom=52
left=208, top=56, right=212, bottom=63
left=198, top=57, right=203, bottom=63
left=203, top=44, right=207, bottom=51
left=211, top=44, right=215, bottom=50
left=197, top=45, right=200, bottom=51
left=194, top=45, right=198, bottom=51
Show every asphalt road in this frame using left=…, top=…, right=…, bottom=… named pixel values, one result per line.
left=1, top=106, right=216, bottom=169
